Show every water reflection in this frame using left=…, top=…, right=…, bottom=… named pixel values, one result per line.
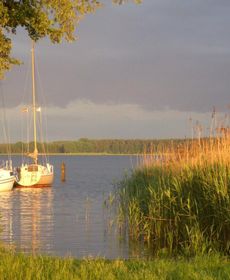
left=0, top=188, right=54, bottom=254
left=0, top=192, right=14, bottom=246
left=0, top=156, right=137, bottom=259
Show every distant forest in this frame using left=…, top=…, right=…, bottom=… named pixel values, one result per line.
left=0, top=138, right=186, bottom=154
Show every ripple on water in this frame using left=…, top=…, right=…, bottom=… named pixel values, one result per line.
left=0, top=155, right=136, bottom=259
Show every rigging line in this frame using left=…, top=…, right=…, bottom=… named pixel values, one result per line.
left=23, top=107, right=33, bottom=164
left=35, top=55, right=50, bottom=162
left=21, top=108, right=30, bottom=163
left=20, top=109, right=24, bottom=163
left=21, top=48, right=31, bottom=106
left=38, top=110, right=48, bottom=165
left=39, top=105, right=49, bottom=164
left=41, top=104, right=49, bottom=160
left=37, top=112, right=43, bottom=164
left=20, top=45, right=31, bottom=163
left=28, top=108, right=34, bottom=158
left=34, top=47, right=46, bottom=106
left=21, top=112, right=25, bottom=162
left=27, top=107, right=30, bottom=155
left=38, top=110, right=47, bottom=165
left=0, top=82, right=11, bottom=161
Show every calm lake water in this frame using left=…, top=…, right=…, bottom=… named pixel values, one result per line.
left=0, top=155, right=141, bottom=259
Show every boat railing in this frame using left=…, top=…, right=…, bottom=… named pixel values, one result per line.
left=0, top=160, right=12, bottom=170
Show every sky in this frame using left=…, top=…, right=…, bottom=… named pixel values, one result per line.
left=1, top=0, right=230, bottom=142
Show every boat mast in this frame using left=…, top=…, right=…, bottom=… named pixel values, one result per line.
left=31, top=40, right=38, bottom=164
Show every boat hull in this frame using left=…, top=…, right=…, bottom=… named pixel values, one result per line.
left=0, top=176, right=15, bottom=192
left=17, top=173, right=54, bottom=188
left=36, top=172, right=54, bottom=187
left=15, top=164, right=54, bottom=188
left=15, top=174, right=54, bottom=188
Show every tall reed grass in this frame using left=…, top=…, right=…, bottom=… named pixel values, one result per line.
left=116, top=117, right=230, bottom=256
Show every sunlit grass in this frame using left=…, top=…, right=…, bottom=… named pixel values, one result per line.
left=0, top=248, right=230, bottom=280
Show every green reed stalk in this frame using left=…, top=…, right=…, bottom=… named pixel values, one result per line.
left=116, top=132, right=230, bottom=256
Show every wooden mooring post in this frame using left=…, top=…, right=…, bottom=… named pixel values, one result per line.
left=61, top=162, right=66, bottom=182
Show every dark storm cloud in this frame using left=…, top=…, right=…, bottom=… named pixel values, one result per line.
left=3, top=0, right=230, bottom=112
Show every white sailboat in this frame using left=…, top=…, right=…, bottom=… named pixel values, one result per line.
left=16, top=41, right=54, bottom=188
left=0, top=161, right=15, bottom=192
left=0, top=85, right=15, bottom=191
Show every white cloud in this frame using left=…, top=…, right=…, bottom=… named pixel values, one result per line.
left=2, top=99, right=213, bottom=141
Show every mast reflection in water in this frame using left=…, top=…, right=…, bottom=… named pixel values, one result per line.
left=0, top=188, right=54, bottom=255
left=0, top=155, right=139, bottom=259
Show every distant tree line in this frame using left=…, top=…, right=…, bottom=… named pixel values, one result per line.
left=0, top=138, right=186, bottom=154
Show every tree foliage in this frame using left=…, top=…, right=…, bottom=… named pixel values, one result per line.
left=0, top=138, right=185, bottom=154
left=0, top=0, right=141, bottom=78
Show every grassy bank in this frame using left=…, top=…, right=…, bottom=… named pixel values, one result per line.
left=0, top=249, right=230, bottom=279
left=116, top=130, right=230, bottom=256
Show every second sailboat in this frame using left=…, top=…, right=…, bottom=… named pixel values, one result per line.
left=16, top=41, right=54, bottom=188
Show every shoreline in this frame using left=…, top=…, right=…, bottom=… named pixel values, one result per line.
left=0, top=153, right=140, bottom=156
